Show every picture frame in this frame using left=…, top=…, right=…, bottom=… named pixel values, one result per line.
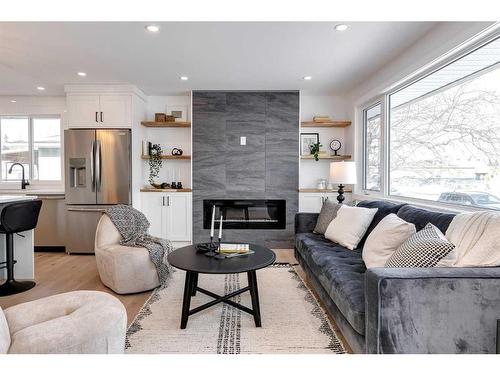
left=300, top=133, right=319, bottom=155
left=166, top=104, right=188, bottom=122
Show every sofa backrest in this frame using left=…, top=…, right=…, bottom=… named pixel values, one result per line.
left=396, top=205, right=455, bottom=233
left=356, top=200, right=408, bottom=248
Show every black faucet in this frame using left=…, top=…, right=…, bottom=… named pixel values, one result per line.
left=8, top=163, right=29, bottom=190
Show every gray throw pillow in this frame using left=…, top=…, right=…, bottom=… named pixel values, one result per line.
left=314, top=199, right=341, bottom=234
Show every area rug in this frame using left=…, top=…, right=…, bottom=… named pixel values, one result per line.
left=125, top=264, right=346, bottom=354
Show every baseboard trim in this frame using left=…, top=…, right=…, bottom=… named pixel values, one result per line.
left=34, top=246, right=66, bottom=253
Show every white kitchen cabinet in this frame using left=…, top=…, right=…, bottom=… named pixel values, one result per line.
left=299, top=192, right=352, bottom=213
left=140, top=192, right=192, bottom=244
left=67, top=94, right=132, bottom=128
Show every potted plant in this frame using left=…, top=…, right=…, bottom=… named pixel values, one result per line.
left=310, top=142, right=322, bottom=161
left=148, top=143, right=163, bottom=186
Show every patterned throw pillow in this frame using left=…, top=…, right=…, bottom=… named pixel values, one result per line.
left=314, top=199, right=341, bottom=234
left=385, top=223, right=455, bottom=268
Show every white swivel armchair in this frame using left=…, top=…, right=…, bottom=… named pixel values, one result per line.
left=94, top=214, right=160, bottom=294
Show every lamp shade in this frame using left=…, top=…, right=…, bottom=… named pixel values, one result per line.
left=329, top=161, right=357, bottom=184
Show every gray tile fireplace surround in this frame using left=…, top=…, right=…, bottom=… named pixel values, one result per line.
left=192, top=91, right=299, bottom=248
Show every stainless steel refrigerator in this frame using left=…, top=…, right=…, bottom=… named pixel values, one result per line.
left=64, top=129, right=131, bottom=253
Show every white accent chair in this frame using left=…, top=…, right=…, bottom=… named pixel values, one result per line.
left=0, top=291, right=126, bottom=354
left=94, top=214, right=160, bottom=294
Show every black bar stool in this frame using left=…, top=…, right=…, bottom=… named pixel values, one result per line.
left=0, top=199, right=42, bottom=296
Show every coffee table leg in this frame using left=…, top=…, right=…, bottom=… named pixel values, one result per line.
left=247, top=270, right=262, bottom=327
left=191, top=272, right=198, bottom=296
left=181, top=271, right=194, bottom=329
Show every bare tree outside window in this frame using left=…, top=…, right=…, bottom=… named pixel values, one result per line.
left=389, top=63, right=500, bottom=209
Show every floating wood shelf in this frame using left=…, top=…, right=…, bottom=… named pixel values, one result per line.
left=140, top=188, right=192, bottom=193
left=301, top=121, right=351, bottom=128
left=141, top=121, right=191, bottom=128
left=298, top=188, right=353, bottom=193
left=141, top=155, right=191, bottom=160
left=300, top=154, right=351, bottom=160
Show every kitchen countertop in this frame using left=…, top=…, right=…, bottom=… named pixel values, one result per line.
left=0, top=189, right=65, bottom=196
left=0, top=194, right=39, bottom=204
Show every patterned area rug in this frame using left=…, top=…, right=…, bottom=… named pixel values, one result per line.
left=126, top=264, right=346, bottom=354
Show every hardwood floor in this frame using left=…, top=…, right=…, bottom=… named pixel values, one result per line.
left=0, top=252, right=151, bottom=324
left=0, top=250, right=351, bottom=352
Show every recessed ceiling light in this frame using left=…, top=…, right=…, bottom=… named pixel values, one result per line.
left=10, top=100, right=16, bottom=103
left=334, top=24, right=349, bottom=32
left=303, top=76, right=312, bottom=81
left=145, top=25, right=160, bottom=33
left=37, top=86, right=45, bottom=91
left=77, top=72, right=87, bottom=77
left=180, top=76, right=189, bottom=81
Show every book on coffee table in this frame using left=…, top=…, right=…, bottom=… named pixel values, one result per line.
left=219, top=243, right=250, bottom=254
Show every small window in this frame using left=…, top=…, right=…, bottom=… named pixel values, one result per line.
left=0, top=116, right=61, bottom=182
left=363, top=103, right=382, bottom=191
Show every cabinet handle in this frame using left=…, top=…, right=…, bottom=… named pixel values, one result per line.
left=162, top=196, right=165, bottom=206
left=95, top=111, right=98, bottom=122
left=167, top=196, right=170, bottom=206
left=321, top=196, right=325, bottom=204
left=100, top=112, right=103, bottom=122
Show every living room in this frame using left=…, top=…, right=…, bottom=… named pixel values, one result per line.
left=1, top=0, right=499, bottom=372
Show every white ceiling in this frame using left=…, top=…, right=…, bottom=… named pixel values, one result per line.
left=0, top=22, right=443, bottom=96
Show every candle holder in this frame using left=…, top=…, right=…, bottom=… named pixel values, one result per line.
left=204, top=236, right=217, bottom=257
left=214, top=238, right=226, bottom=260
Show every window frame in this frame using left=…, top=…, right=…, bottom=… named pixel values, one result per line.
left=359, top=29, right=500, bottom=212
left=0, top=114, right=62, bottom=184
left=362, top=100, right=384, bottom=192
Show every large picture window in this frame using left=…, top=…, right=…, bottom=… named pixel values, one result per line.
left=388, top=37, right=500, bottom=209
left=0, top=116, right=61, bottom=182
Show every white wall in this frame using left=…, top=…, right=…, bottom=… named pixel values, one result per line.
left=142, top=95, right=192, bottom=188
left=345, top=22, right=495, bottom=196
left=299, top=95, right=351, bottom=189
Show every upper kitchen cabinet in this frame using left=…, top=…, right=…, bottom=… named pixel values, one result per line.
left=66, top=94, right=131, bottom=128
left=65, top=85, right=146, bottom=129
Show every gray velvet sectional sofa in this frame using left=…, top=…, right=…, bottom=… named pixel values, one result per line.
left=294, top=200, right=500, bottom=354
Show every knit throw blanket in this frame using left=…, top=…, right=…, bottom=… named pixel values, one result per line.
left=105, top=204, right=173, bottom=286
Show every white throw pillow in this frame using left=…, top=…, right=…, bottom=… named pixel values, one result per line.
left=324, top=205, right=378, bottom=250
left=0, top=307, right=10, bottom=354
left=362, top=214, right=416, bottom=268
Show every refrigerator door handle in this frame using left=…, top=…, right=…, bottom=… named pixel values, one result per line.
left=67, top=207, right=107, bottom=213
left=95, top=140, right=102, bottom=192
left=90, top=140, right=95, bottom=192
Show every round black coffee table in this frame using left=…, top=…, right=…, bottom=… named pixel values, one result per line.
left=168, top=243, right=276, bottom=329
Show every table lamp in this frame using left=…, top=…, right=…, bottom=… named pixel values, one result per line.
left=329, top=161, right=357, bottom=204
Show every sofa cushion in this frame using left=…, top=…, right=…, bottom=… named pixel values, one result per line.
left=295, top=233, right=366, bottom=335
left=363, top=213, right=416, bottom=268
left=0, top=307, right=10, bottom=354
left=397, top=205, right=455, bottom=233
left=356, top=200, right=407, bottom=248
left=314, top=200, right=341, bottom=234
left=325, top=205, right=378, bottom=250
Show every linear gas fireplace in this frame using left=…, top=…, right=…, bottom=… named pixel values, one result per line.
left=203, top=199, right=286, bottom=230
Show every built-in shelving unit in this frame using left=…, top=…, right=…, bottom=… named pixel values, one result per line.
left=300, top=154, right=351, bottom=160
left=141, top=155, right=191, bottom=160
left=298, top=188, right=353, bottom=193
left=140, top=188, right=193, bottom=193
left=300, top=121, right=351, bottom=128
left=141, top=121, right=191, bottom=128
